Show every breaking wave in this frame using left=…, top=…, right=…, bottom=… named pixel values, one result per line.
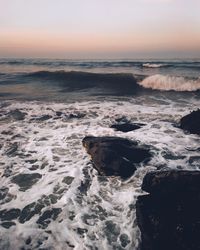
left=139, top=74, right=200, bottom=91
left=142, top=63, right=169, bottom=68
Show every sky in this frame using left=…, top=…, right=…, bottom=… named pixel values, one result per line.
left=0, top=0, right=200, bottom=59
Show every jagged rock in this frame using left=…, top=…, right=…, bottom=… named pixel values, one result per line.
left=82, top=136, right=152, bottom=178
left=180, top=109, right=200, bottom=135
left=11, top=173, right=42, bottom=191
left=136, top=170, right=200, bottom=250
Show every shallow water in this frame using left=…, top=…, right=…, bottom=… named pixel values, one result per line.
left=0, top=95, right=200, bottom=250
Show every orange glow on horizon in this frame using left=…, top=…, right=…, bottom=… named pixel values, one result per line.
left=1, top=29, right=200, bottom=58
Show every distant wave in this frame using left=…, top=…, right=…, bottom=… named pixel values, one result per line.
left=26, top=70, right=141, bottom=94
left=139, top=74, right=200, bottom=91
left=142, top=63, right=169, bottom=68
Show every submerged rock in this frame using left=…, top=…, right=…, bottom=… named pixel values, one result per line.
left=82, top=136, right=152, bottom=178
left=111, top=117, right=145, bottom=132
left=11, top=173, right=42, bottom=191
left=136, top=170, right=200, bottom=250
left=8, top=109, right=26, bottom=120
left=180, top=109, right=200, bottom=135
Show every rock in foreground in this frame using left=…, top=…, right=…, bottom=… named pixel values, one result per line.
left=136, top=170, right=200, bottom=250
left=82, top=136, right=152, bottom=178
left=180, top=109, right=200, bottom=135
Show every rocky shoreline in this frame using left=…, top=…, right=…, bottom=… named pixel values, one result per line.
left=1, top=101, right=200, bottom=249
left=82, top=110, right=200, bottom=250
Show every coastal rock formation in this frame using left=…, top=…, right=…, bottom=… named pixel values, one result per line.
left=82, top=136, right=152, bottom=178
left=136, top=170, right=200, bottom=250
left=180, top=109, right=200, bottom=135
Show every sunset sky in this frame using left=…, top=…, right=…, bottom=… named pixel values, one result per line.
left=0, top=0, right=200, bottom=58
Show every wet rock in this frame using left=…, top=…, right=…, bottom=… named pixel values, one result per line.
left=136, top=170, right=200, bottom=250
left=37, top=208, right=62, bottom=229
left=6, top=142, right=18, bottom=156
left=111, top=123, right=144, bottom=132
left=82, top=136, right=152, bottom=179
left=0, top=208, right=21, bottom=221
left=180, top=109, right=200, bottom=135
left=1, top=221, right=16, bottom=229
left=8, top=109, right=26, bottom=120
left=19, top=201, right=45, bottom=224
left=11, top=173, right=42, bottom=191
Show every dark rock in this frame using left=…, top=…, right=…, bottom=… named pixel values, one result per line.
left=19, top=202, right=45, bottom=224
left=180, top=109, right=200, bottom=135
left=82, top=136, right=152, bottom=178
left=1, top=221, right=16, bottom=229
left=0, top=208, right=21, bottom=221
left=136, top=170, right=200, bottom=250
left=8, top=109, right=26, bottom=120
left=37, top=208, right=62, bottom=228
left=11, top=173, right=42, bottom=191
left=111, top=123, right=142, bottom=132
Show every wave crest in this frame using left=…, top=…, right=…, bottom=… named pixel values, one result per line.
left=139, top=74, right=200, bottom=91
left=142, top=63, right=168, bottom=68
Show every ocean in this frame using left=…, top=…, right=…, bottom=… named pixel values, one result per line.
left=0, top=58, right=200, bottom=249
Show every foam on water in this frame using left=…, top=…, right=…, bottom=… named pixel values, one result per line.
left=140, top=74, right=200, bottom=91
left=0, top=97, right=200, bottom=250
left=142, top=63, right=168, bottom=68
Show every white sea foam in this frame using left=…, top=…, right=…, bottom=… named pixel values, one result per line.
left=0, top=98, right=200, bottom=250
left=139, top=74, right=200, bottom=91
left=142, top=63, right=167, bottom=68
